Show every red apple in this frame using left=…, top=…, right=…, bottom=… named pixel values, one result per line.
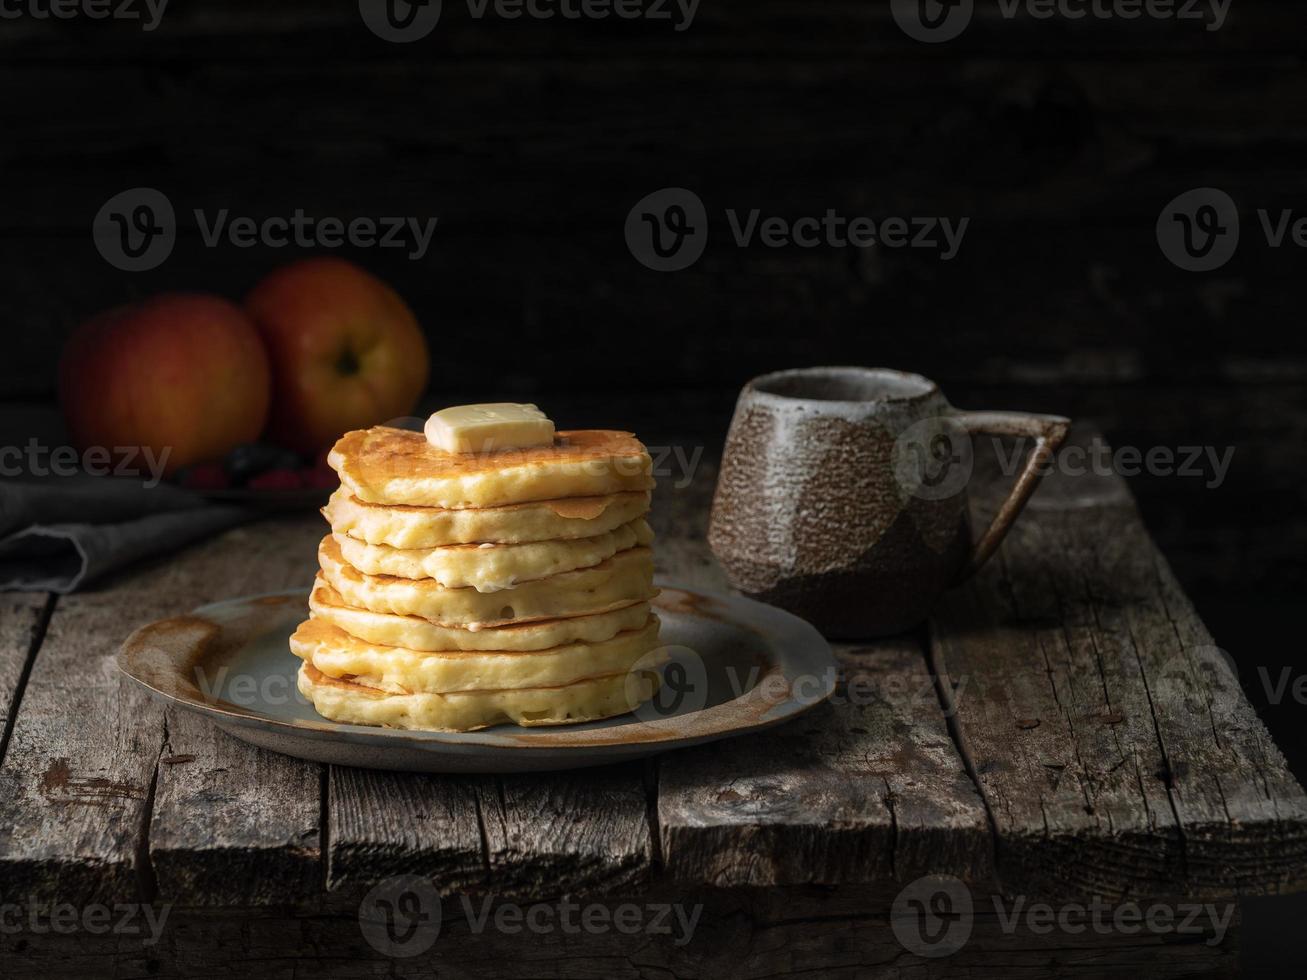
left=245, top=258, right=430, bottom=454
left=58, top=294, right=271, bottom=477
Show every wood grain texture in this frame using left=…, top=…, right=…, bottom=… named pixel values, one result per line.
left=0, top=517, right=323, bottom=906
left=0, top=592, right=50, bottom=763
left=327, top=766, right=486, bottom=895
left=654, top=449, right=993, bottom=887
left=0, top=886, right=1242, bottom=980
left=0, top=584, right=172, bottom=904
left=146, top=516, right=325, bottom=906
left=329, top=765, right=656, bottom=898
left=931, top=429, right=1307, bottom=899
left=658, top=635, right=994, bottom=889
left=476, top=765, right=655, bottom=896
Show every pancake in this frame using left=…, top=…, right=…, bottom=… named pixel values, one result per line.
left=291, top=614, right=662, bottom=694
left=332, top=519, right=654, bottom=591
left=297, top=661, right=660, bottom=731
left=309, top=578, right=652, bottom=652
left=318, top=534, right=657, bottom=628
left=328, top=427, right=654, bottom=508
left=322, top=487, right=652, bottom=548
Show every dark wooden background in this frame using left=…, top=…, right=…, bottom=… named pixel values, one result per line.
left=1, top=1, right=1304, bottom=792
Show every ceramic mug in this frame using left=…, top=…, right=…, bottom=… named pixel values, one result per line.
left=708, top=367, right=1070, bottom=637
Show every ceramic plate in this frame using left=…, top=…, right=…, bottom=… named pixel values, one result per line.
left=117, top=585, right=836, bottom=772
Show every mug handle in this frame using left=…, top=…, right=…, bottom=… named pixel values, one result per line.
left=949, top=410, right=1071, bottom=582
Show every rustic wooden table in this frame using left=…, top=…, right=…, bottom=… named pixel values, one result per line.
left=0, top=429, right=1303, bottom=978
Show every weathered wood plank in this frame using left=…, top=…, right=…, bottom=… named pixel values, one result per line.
left=146, top=516, right=325, bottom=906
left=0, top=886, right=1242, bottom=980
left=654, top=453, right=993, bottom=887
left=931, top=428, right=1307, bottom=899
left=659, top=633, right=995, bottom=889
left=327, top=766, right=486, bottom=895
left=0, top=592, right=49, bottom=761
left=476, top=765, right=654, bottom=896
left=0, top=586, right=169, bottom=904
left=328, top=765, right=656, bottom=899
left=0, top=518, right=324, bottom=906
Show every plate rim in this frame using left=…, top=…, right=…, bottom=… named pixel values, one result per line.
left=117, top=583, right=837, bottom=756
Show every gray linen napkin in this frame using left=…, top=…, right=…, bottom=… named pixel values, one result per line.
left=0, top=476, right=251, bottom=592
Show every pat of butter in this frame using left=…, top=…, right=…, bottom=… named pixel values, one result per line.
left=424, top=403, right=556, bottom=454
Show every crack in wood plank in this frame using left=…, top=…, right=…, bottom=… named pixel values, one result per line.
left=931, top=427, right=1307, bottom=899
left=0, top=593, right=55, bottom=769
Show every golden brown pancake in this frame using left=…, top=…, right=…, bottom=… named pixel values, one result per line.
left=328, top=427, right=654, bottom=508
left=308, top=577, right=652, bottom=651
left=297, top=661, right=661, bottom=731
left=322, top=487, right=651, bottom=548
left=318, top=534, right=657, bottom=628
left=290, top=614, right=661, bottom=694
left=331, top=518, right=653, bottom=591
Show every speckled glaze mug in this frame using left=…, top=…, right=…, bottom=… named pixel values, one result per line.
left=708, top=367, right=1069, bottom=638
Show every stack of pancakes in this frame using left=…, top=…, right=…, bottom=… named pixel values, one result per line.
left=292, top=425, right=664, bottom=731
